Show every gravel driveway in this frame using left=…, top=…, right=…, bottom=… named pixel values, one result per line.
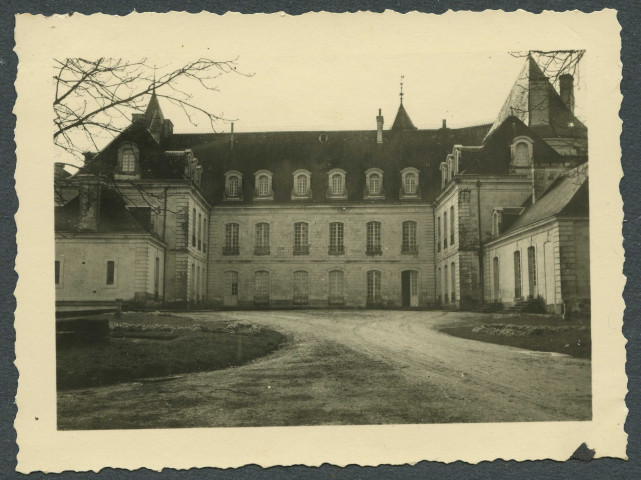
left=57, top=310, right=591, bottom=429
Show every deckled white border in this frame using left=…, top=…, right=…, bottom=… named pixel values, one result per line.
left=14, top=10, right=626, bottom=473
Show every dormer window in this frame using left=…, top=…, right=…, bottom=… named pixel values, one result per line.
left=117, top=142, right=139, bottom=177
left=364, top=168, right=385, bottom=199
left=224, top=170, right=243, bottom=201
left=400, top=167, right=420, bottom=198
left=327, top=168, right=347, bottom=199
left=510, top=136, right=534, bottom=169
left=253, top=170, right=273, bottom=201
left=291, top=169, right=312, bottom=200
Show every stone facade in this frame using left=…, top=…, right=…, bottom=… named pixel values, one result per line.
left=208, top=203, right=435, bottom=308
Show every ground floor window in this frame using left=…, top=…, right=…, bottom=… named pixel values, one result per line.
left=106, top=260, right=115, bottom=285
left=329, top=270, right=345, bottom=304
left=293, top=270, right=309, bottom=304
left=527, top=246, right=537, bottom=298
left=367, top=270, right=382, bottom=304
left=254, top=270, right=270, bottom=305
left=514, top=250, right=522, bottom=299
left=55, top=260, right=61, bottom=285
left=443, top=264, right=449, bottom=303
left=493, top=256, right=500, bottom=301
left=450, top=262, right=456, bottom=302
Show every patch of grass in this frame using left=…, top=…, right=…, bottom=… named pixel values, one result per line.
left=440, top=314, right=590, bottom=359
left=57, top=313, right=286, bottom=390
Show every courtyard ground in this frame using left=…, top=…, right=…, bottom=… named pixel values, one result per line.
left=57, top=310, right=591, bottom=429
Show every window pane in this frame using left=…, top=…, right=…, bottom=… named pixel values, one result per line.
left=332, top=174, right=343, bottom=195
left=106, top=261, right=115, bottom=285
left=514, top=251, right=522, bottom=298
left=367, top=270, right=381, bottom=303
left=228, top=176, right=239, bottom=196
left=367, top=221, right=381, bottom=253
left=369, top=173, right=380, bottom=194
left=258, top=175, right=269, bottom=196
left=224, top=223, right=239, bottom=254
left=329, top=222, right=344, bottom=253
left=297, top=175, right=307, bottom=195
left=402, top=221, right=417, bottom=253
left=405, top=173, right=416, bottom=194
left=55, top=260, right=60, bottom=285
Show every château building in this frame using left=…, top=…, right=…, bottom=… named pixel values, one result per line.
left=54, top=56, right=589, bottom=315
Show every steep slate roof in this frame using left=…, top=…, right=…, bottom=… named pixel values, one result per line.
left=501, top=162, right=589, bottom=235
left=391, top=102, right=418, bottom=131
left=485, top=56, right=586, bottom=141
left=166, top=122, right=492, bottom=204
left=55, top=188, right=152, bottom=234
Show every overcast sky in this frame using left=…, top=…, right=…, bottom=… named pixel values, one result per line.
left=54, top=12, right=587, bottom=165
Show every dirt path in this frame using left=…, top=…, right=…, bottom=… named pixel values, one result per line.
left=57, top=310, right=591, bottom=429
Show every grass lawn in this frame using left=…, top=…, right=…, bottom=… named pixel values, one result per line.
left=439, top=313, right=591, bottom=359
left=56, top=312, right=285, bottom=390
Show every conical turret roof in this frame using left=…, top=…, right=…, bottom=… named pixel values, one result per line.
left=391, top=102, right=417, bottom=131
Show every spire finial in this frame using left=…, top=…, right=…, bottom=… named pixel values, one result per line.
left=400, top=75, right=404, bottom=104
left=152, top=64, right=157, bottom=94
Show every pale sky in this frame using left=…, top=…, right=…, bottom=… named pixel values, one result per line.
left=54, top=12, right=588, bottom=166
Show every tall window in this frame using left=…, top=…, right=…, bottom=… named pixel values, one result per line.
left=224, top=223, right=240, bottom=255
left=192, top=208, right=197, bottom=247
left=196, top=266, right=201, bottom=301
left=293, top=271, right=309, bottom=305
left=514, top=250, right=522, bottom=299
left=255, top=223, right=270, bottom=255
left=527, top=246, right=537, bottom=298
left=203, top=218, right=207, bottom=252
left=191, top=264, right=196, bottom=300
left=118, top=143, right=138, bottom=173
left=329, top=270, right=345, bottom=304
left=228, top=176, right=239, bottom=197
left=367, top=270, right=382, bottom=304
left=55, top=260, right=61, bottom=285
left=106, top=261, right=115, bottom=285
left=254, top=271, right=270, bottom=305
left=294, top=222, right=309, bottom=255
left=493, top=256, right=500, bottom=301
left=332, top=174, right=343, bottom=195
left=443, top=210, right=448, bottom=249
left=436, top=267, right=441, bottom=302
left=366, top=221, right=382, bottom=255
left=369, top=173, right=380, bottom=194
left=443, top=264, right=449, bottom=303
left=329, top=222, right=345, bottom=254
left=405, top=172, right=417, bottom=194
left=402, top=221, right=418, bottom=253
left=258, top=175, right=269, bottom=196
left=450, top=206, right=455, bottom=245
left=197, top=212, right=202, bottom=250
left=451, top=262, right=456, bottom=302
left=154, top=257, right=160, bottom=299
left=297, top=174, right=308, bottom=196
left=437, top=216, right=441, bottom=252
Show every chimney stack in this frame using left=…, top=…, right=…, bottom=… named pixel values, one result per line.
left=54, top=162, right=65, bottom=179
left=376, top=109, right=384, bottom=144
left=75, top=174, right=101, bottom=232
left=230, top=122, right=235, bottom=150
left=442, top=119, right=447, bottom=129
left=559, top=74, right=575, bottom=115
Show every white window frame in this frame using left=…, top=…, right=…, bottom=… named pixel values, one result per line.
left=254, top=270, right=270, bottom=305
left=254, top=222, right=270, bottom=255
left=254, top=170, right=274, bottom=200
left=367, top=270, right=382, bottom=304
left=328, top=270, right=345, bottom=305
left=116, top=142, right=139, bottom=178
left=291, top=169, right=312, bottom=200
left=293, top=270, right=310, bottom=305
left=327, top=168, right=347, bottom=199
left=366, top=221, right=382, bottom=255
left=402, top=220, right=418, bottom=254
left=224, top=223, right=240, bottom=255
left=400, top=167, right=420, bottom=198
left=364, top=168, right=385, bottom=199
left=293, top=222, right=309, bottom=255
left=329, top=222, right=345, bottom=255
left=224, top=170, right=243, bottom=201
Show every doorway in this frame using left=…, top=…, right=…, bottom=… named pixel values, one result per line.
left=401, top=270, right=418, bottom=307
left=223, top=271, right=238, bottom=306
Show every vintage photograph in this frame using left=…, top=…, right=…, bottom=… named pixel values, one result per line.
left=52, top=46, right=591, bottom=429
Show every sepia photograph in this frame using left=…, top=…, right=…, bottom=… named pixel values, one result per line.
left=53, top=47, right=591, bottom=429
left=13, top=9, right=626, bottom=471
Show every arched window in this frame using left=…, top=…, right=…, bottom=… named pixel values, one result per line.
left=366, top=221, right=382, bottom=255
left=224, top=223, right=240, bottom=255
left=254, top=271, right=270, bottom=305
left=293, top=222, right=309, bottom=255
left=118, top=142, right=139, bottom=174
left=527, top=246, right=537, bottom=298
left=514, top=250, right=522, bottom=299
left=402, top=221, right=417, bottom=253
left=293, top=271, right=309, bottom=305
left=255, top=222, right=270, bottom=255
left=329, top=270, right=345, bottom=305
left=291, top=169, right=312, bottom=200
left=327, top=169, right=347, bottom=199
left=510, top=136, right=534, bottom=169
left=224, top=171, right=243, bottom=200
left=400, top=167, right=420, bottom=198
left=332, top=174, right=343, bottom=195
left=365, top=168, right=384, bottom=199
left=366, top=270, right=382, bottom=305
left=254, top=170, right=273, bottom=200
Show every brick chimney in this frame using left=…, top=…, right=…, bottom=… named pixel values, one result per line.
left=559, top=74, right=575, bottom=115
left=75, top=174, right=101, bottom=232
left=54, top=162, right=65, bottom=179
left=376, top=109, right=384, bottom=144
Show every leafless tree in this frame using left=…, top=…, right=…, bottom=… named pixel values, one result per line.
left=509, top=49, right=585, bottom=86
left=54, top=57, right=250, bottom=159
